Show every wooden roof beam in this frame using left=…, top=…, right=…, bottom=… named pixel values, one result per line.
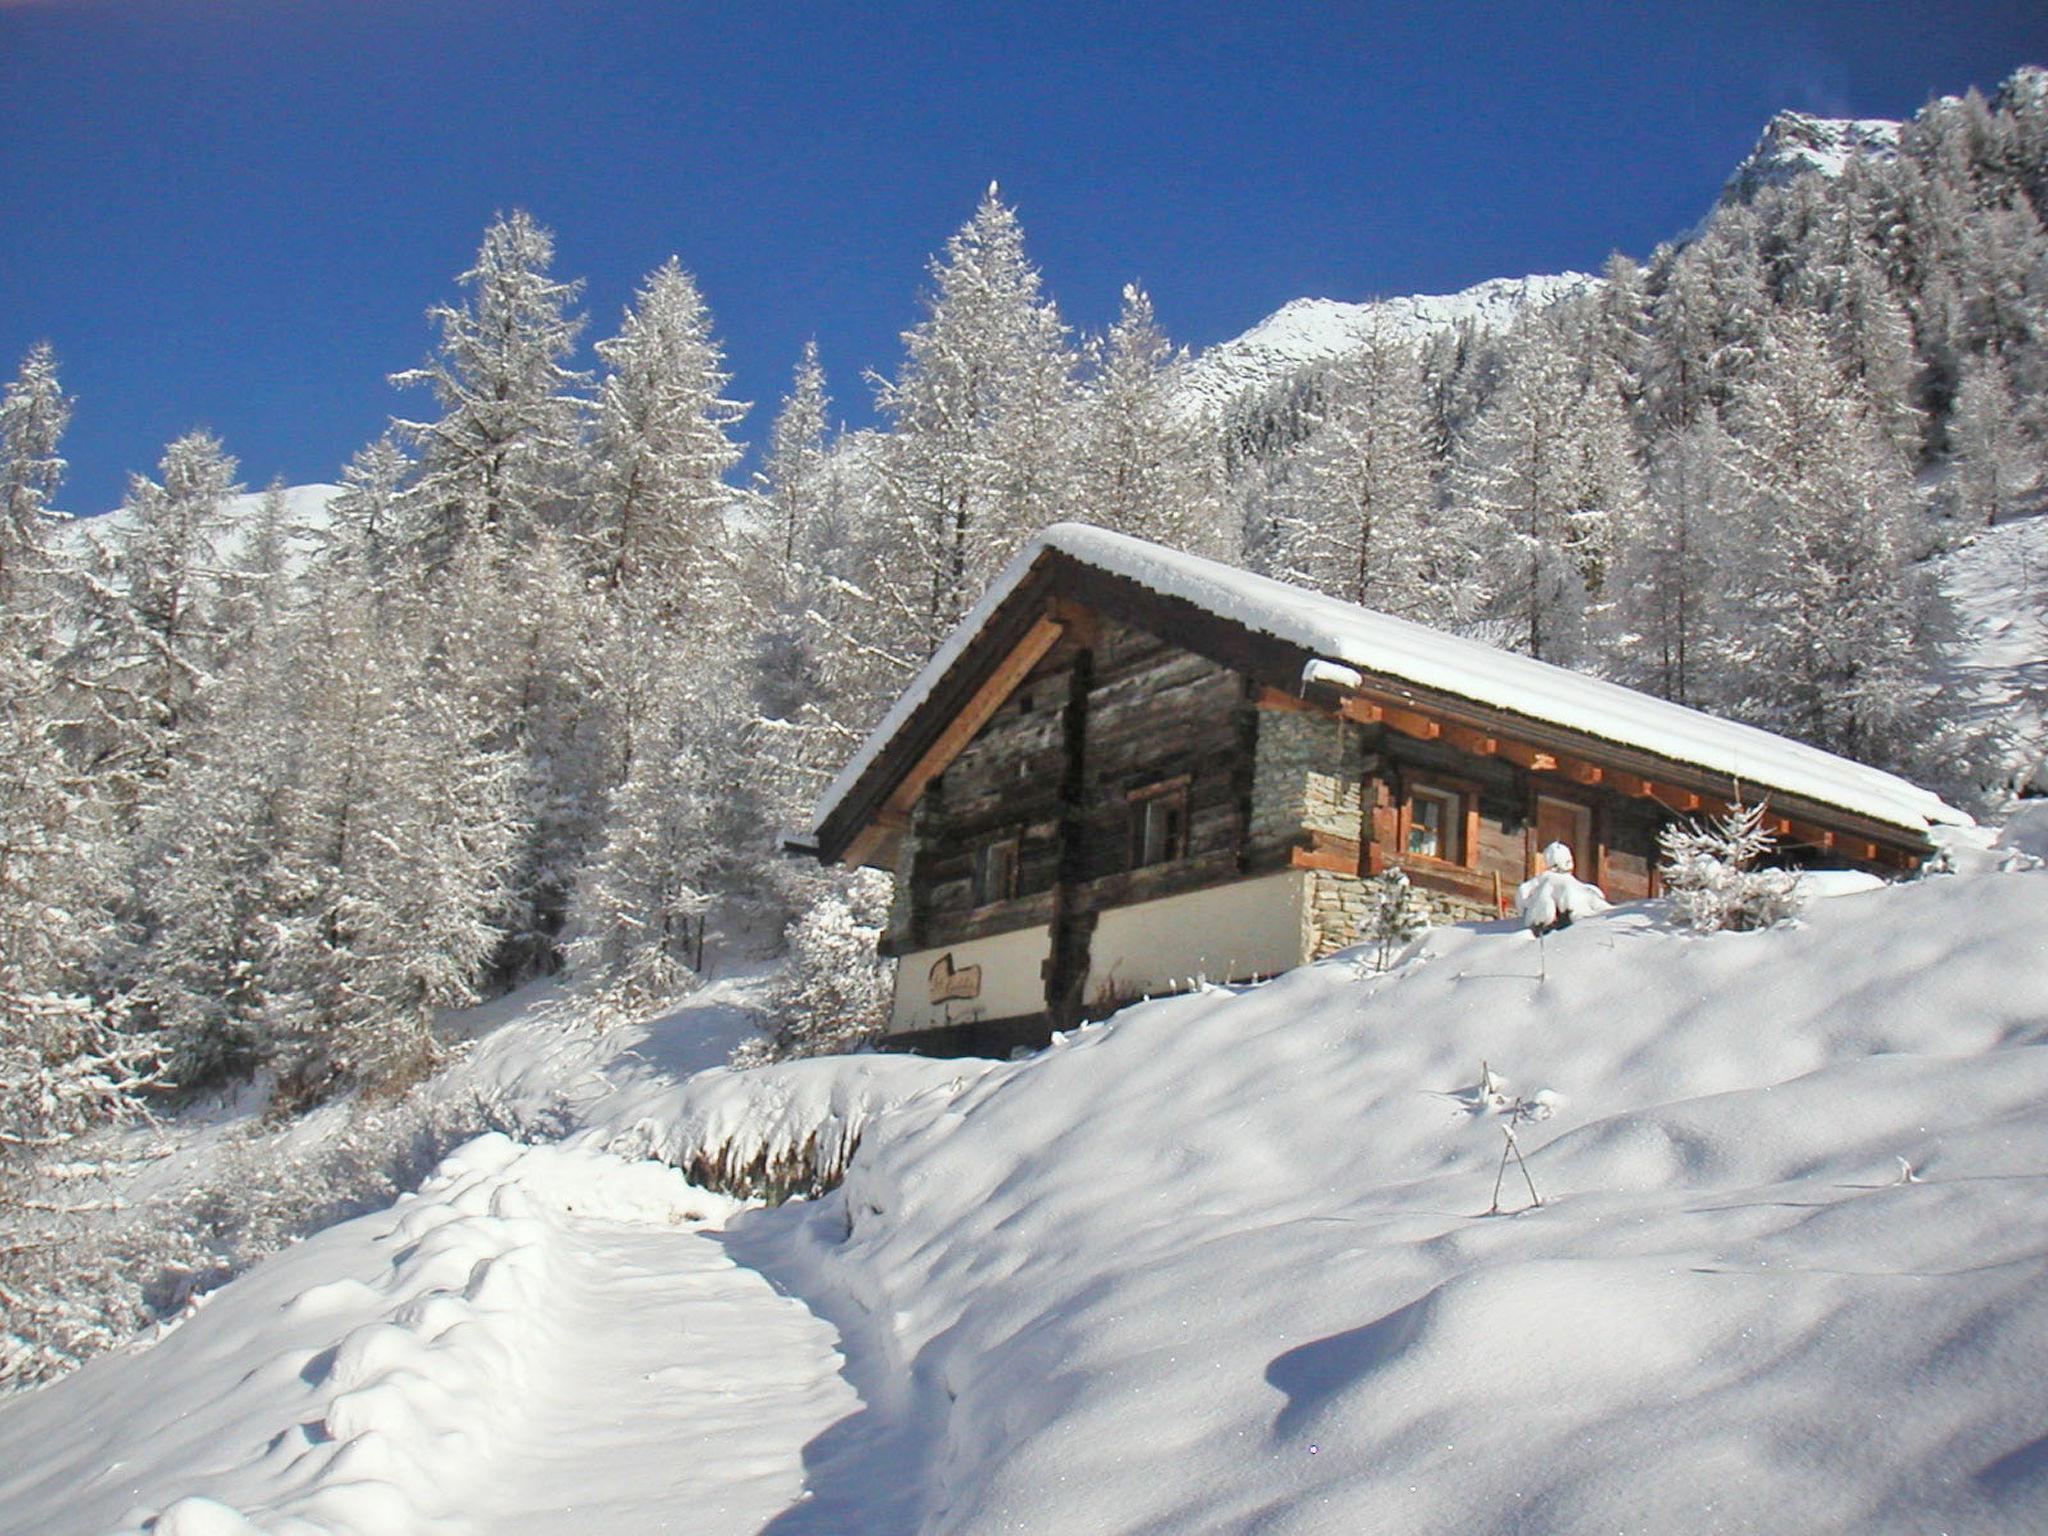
left=1440, top=723, right=1498, bottom=756
left=1498, top=739, right=1559, bottom=773
left=1379, top=702, right=1441, bottom=741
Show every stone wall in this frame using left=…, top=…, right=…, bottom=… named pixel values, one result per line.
left=1249, top=710, right=1371, bottom=860
left=1304, top=868, right=1496, bottom=960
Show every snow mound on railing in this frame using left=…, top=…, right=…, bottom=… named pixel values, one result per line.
left=584, top=1053, right=996, bottom=1202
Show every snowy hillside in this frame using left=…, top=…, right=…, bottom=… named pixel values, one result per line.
left=1941, top=513, right=2048, bottom=791
left=56, top=483, right=345, bottom=565
left=6, top=824, right=2048, bottom=1534
left=1178, top=272, right=1597, bottom=415
left=1721, top=110, right=1902, bottom=203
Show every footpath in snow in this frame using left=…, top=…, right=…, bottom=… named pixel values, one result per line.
left=0, top=1137, right=857, bottom=1536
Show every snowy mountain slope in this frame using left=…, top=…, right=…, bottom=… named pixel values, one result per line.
left=55, top=483, right=346, bottom=565
left=9, top=831, right=2048, bottom=1534
left=1721, top=110, right=1902, bottom=204
left=1178, top=272, right=1597, bottom=416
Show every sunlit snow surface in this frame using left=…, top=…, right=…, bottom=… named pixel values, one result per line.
left=7, top=830, right=2048, bottom=1534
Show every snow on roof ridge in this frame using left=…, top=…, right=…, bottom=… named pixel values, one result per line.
left=816, top=523, right=1968, bottom=841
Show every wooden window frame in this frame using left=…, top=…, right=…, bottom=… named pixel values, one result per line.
left=977, top=832, right=1021, bottom=906
left=1127, top=776, right=1192, bottom=869
left=1394, top=773, right=1481, bottom=872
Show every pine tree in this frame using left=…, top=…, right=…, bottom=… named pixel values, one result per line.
left=1356, top=867, right=1431, bottom=973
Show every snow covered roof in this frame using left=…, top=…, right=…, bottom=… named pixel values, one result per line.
left=816, top=524, right=1968, bottom=851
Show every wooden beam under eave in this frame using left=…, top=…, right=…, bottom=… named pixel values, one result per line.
left=1441, top=723, right=1498, bottom=755
left=1380, top=702, right=1441, bottom=740
left=1560, top=757, right=1603, bottom=785
left=1339, top=696, right=1384, bottom=725
left=881, top=614, right=1067, bottom=821
left=1498, top=739, right=1559, bottom=773
left=1045, top=596, right=1099, bottom=647
left=842, top=821, right=897, bottom=870
left=1648, top=782, right=1702, bottom=814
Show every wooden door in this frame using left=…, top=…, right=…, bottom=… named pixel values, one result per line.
left=1533, top=795, right=1593, bottom=878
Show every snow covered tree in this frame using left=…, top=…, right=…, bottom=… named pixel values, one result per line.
left=1356, top=867, right=1430, bottom=973
left=64, top=430, right=241, bottom=821
left=320, top=434, right=412, bottom=596
left=1948, top=352, right=2037, bottom=526
left=1, top=343, right=74, bottom=614
left=276, top=583, right=523, bottom=1089
left=1269, top=324, right=1443, bottom=620
left=585, top=257, right=745, bottom=596
left=871, top=185, right=1078, bottom=658
left=391, top=210, right=591, bottom=567
left=735, top=868, right=894, bottom=1064
left=1721, top=314, right=1955, bottom=766
left=1074, top=284, right=1219, bottom=553
left=1448, top=317, right=1637, bottom=662
left=565, top=653, right=743, bottom=1019
left=1605, top=413, right=1744, bottom=706
left=1656, top=802, right=1804, bottom=933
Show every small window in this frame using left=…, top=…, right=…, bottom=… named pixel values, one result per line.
left=1129, top=781, right=1190, bottom=868
left=1406, top=785, right=1462, bottom=864
left=978, top=836, right=1019, bottom=905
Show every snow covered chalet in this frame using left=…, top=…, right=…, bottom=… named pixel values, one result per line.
left=810, top=525, right=1969, bottom=1057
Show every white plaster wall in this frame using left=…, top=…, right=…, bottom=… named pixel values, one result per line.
left=1084, top=871, right=1311, bottom=1009
left=888, top=924, right=1052, bottom=1036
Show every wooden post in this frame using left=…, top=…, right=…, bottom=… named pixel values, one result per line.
left=1045, top=647, right=1097, bottom=1031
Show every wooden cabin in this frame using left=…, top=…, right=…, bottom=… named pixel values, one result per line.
left=810, top=525, right=1969, bottom=1058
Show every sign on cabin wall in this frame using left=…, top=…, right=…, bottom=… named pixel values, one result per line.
left=928, top=952, right=983, bottom=1005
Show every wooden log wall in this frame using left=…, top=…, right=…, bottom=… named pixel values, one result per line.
left=912, top=617, right=1248, bottom=953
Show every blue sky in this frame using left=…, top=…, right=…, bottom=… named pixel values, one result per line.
left=2, top=1, right=2044, bottom=515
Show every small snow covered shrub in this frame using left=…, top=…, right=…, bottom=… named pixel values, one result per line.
left=735, top=870, right=895, bottom=1066
left=1357, top=867, right=1431, bottom=972
left=1657, top=801, right=1805, bottom=934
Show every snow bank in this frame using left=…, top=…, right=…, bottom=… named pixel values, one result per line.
left=727, top=857, right=2048, bottom=1533
left=584, top=1053, right=994, bottom=1201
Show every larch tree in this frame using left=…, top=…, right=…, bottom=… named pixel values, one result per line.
left=1448, top=318, right=1620, bottom=663
left=871, top=184, right=1078, bottom=660
left=0, top=344, right=74, bottom=615
left=391, top=210, right=591, bottom=568
left=1074, top=284, right=1218, bottom=554
left=586, top=257, right=746, bottom=598
left=1268, top=323, right=1441, bottom=621
left=1721, top=312, right=1957, bottom=768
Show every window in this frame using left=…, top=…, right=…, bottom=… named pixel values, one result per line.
left=1405, top=784, right=1463, bottom=864
left=1128, top=780, right=1190, bottom=868
left=978, top=835, right=1020, bottom=905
